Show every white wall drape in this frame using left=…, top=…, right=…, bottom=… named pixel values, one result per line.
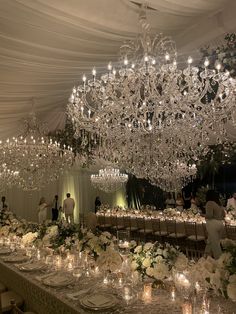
left=3, top=165, right=127, bottom=223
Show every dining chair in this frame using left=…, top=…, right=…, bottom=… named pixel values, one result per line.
left=138, top=218, right=152, bottom=241
left=225, top=224, right=236, bottom=240
left=152, top=218, right=168, bottom=243
left=166, top=219, right=185, bottom=246
left=184, top=221, right=205, bottom=242
left=185, top=248, right=204, bottom=262
left=9, top=300, right=36, bottom=314
left=1, top=291, right=23, bottom=313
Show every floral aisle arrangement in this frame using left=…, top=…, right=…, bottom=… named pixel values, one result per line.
left=130, top=242, right=187, bottom=282
left=0, top=208, right=116, bottom=258
left=192, top=239, right=236, bottom=302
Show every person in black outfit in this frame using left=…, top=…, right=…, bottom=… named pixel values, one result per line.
left=95, top=196, right=101, bottom=213
left=52, top=195, right=59, bottom=221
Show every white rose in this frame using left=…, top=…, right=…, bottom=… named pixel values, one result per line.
left=146, top=267, right=154, bottom=277
left=144, top=242, right=153, bottom=251
left=217, top=253, right=232, bottom=268
left=131, top=260, right=138, bottom=270
left=134, top=245, right=142, bottom=253
left=174, top=254, right=189, bottom=271
left=155, top=255, right=163, bottom=263
left=204, top=257, right=217, bottom=273
left=143, top=258, right=151, bottom=268
left=162, top=249, right=168, bottom=258
left=229, top=274, right=236, bottom=283
left=227, top=282, right=236, bottom=302
left=156, top=248, right=163, bottom=255
left=152, top=262, right=169, bottom=280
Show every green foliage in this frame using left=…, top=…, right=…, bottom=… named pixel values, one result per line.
left=200, top=33, right=236, bottom=77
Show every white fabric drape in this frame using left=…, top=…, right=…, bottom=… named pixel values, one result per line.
left=3, top=165, right=127, bottom=223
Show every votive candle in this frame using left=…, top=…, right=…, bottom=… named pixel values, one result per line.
left=143, top=283, right=152, bottom=303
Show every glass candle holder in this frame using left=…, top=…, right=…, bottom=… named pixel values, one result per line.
left=142, top=282, right=152, bottom=303
left=123, top=284, right=134, bottom=303
left=182, top=301, right=192, bottom=314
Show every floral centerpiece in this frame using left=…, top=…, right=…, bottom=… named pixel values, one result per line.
left=192, top=239, right=236, bottom=302
left=130, top=242, right=185, bottom=282
left=97, top=246, right=122, bottom=272
left=76, top=230, right=116, bottom=259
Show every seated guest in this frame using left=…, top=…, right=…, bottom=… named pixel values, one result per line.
left=165, top=193, right=175, bottom=208
left=226, top=192, right=236, bottom=212
left=176, top=193, right=184, bottom=211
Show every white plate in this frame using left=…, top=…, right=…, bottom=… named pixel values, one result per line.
left=42, top=274, right=74, bottom=287
left=80, top=293, right=118, bottom=311
left=0, top=248, right=12, bottom=255
left=19, top=261, right=47, bottom=272
left=4, top=255, right=29, bottom=263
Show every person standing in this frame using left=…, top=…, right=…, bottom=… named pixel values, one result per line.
left=38, top=197, right=49, bottom=224
left=226, top=192, right=236, bottom=212
left=95, top=196, right=101, bottom=213
left=205, top=190, right=225, bottom=259
left=165, top=192, right=175, bottom=208
left=62, top=193, right=75, bottom=223
left=0, top=196, right=8, bottom=210
left=51, top=195, right=60, bottom=221
left=176, top=193, right=184, bottom=211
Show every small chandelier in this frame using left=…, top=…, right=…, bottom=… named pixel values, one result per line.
left=0, top=163, right=19, bottom=192
left=0, top=110, right=74, bottom=191
left=91, top=167, right=128, bottom=193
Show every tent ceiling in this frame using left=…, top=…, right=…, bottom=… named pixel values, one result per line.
left=0, top=0, right=235, bottom=139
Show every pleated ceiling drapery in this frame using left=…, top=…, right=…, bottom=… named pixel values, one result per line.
left=3, top=165, right=127, bottom=223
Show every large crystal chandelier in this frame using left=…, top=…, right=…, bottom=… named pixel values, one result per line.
left=0, top=111, right=74, bottom=191
left=91, top=167, right=128, bottom=193
left=67, top=4, right=235, bottom=190
left=67, top=6, right=235, bottom=143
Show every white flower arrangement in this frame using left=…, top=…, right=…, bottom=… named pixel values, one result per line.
left=77, top=230, right=116, bottom=258
left=193, top=239, right=236, bottom=302
left=0, top=225, right=10, bottom=236
left=97, top=246, right=122, bottom=272
left=130, top=242, right=181, bottom=281
left=21, top=232, right=38, bottom=246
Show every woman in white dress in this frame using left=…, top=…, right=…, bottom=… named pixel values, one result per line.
left=38, top=197, right=49, bottom=224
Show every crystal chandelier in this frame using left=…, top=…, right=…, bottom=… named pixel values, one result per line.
left=0, top=163, right=19, bottom=192
left=0, top=111, right=74, bottom=191
left=67, top=5, right=235, bottom=190
left=91, top=167, right=128, bottom=193
left=67, top=6, right=235, bottom=144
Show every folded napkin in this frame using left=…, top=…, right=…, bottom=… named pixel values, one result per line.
left=86, top=294, right=112, bottom=307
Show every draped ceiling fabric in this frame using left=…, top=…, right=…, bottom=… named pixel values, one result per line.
left=0, top=0, right=236, bottom=140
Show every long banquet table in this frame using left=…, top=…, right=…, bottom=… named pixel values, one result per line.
left=0, top=255, right=236, bottom=314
